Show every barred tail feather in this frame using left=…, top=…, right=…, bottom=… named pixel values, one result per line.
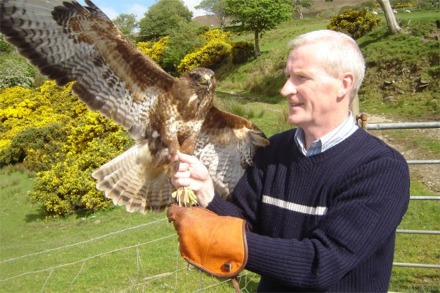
left=92, top=143, right=172, bottom=213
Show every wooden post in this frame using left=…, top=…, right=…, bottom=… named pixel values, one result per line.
left=351, top=94, right=360, bottom=119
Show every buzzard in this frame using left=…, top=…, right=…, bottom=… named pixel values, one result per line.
left=0, top=0, right=269, bottom=213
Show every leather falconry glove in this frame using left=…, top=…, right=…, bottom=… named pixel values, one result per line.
left=167, top=205, right=248, bottom=279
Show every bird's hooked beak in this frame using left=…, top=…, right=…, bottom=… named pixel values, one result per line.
left=202, top=74, right=213, bottom=92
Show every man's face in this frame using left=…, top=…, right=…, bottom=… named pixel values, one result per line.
left=280, top=44, right=345, bottom=132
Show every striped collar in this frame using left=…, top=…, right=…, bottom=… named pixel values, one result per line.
left=294, top=112, right=358, bottom=157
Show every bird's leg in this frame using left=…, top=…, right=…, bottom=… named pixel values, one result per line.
left=169, top=141, right=198, bottom=207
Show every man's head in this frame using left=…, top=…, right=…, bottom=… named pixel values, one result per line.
left=288, top=30, right=365, bottom=99
left=280, top=30, right=365, bottom=134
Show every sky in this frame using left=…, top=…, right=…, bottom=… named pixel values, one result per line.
left=80, top=0, right=207, bottom=20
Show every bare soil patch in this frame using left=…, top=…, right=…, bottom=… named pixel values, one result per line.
left=366, top=115, right=440, bottom=194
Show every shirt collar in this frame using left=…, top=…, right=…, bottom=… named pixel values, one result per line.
left=294, top=112, right=358, bottom=157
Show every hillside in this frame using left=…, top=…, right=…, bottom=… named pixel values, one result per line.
left=312, top=0, right=368, bottom=10
left=216, top=10, right=439, bottom=122
left=193, top=0, right=369, bottom=26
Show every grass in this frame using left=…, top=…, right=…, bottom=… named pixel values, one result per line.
left=215, top=91, right=291, bottom=136
left=0, top=170, right=262, bottom=292
left=392, top=181, right=440, bottom=292
left=1, top=167, right=438, bottom=292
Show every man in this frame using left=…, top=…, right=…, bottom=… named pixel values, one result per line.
left=168, top=30, right=410, bottom=292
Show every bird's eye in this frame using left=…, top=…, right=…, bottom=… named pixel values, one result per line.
left=189, top=72, right=199, bottom=80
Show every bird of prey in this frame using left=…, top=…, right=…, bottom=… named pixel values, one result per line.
left=0, top=0, right=269, bottom=213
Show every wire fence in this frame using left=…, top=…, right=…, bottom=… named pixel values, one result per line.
left=1, top=118, right=438, bottom=291
left=0, top=214, right=260, bottom=292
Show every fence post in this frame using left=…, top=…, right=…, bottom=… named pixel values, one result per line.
left=351, top=94, right=359, bottom=121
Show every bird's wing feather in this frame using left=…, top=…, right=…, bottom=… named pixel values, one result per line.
left=0, top=0, right=175, bottom=139
left=195, top=107, right=269, bottom=198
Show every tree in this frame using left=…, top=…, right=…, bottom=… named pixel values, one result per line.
left=161, top=22, right=204, bottom=75
left=325, top=0, right=401, bottom=34
left=195, top=0, right=227, bottom=28
left=138, top=0, right=193, bottom=41
left=292, top=0, right=314, bottom=19
left=113, top=13, right=138, bottom=40
left=376, top=0, right=401, bottom=34
left=224, top=0, right=291, bottom=57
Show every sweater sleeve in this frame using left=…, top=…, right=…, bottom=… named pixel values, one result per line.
left=207, top=130, right=291, bottom=230
left=244, top=154, right=410, bottom=290
left=207, top=153, right=264, bottom=231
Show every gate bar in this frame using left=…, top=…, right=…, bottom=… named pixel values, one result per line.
left=393, top=262, right=440, bottom=269
left=410, top=196, right=440, bottom=200
left=407, top=160, right=440, bottom=164
left=366, top=122, right=440, bottom=130
left=397, top=229, right=440, bottom=235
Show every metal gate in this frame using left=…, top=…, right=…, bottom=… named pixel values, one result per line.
left=358, top=115, right=440, bottom=269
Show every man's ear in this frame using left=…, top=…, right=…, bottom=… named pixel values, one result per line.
left=337, top=72, right=355, bottom=99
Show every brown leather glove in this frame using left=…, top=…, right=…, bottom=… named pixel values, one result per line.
left=167, top=204, right=248, bottom=278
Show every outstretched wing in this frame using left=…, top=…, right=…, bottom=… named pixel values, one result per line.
left=0, top=0, right=174, bottom=140
left=195, top=107, right=269, bottom=198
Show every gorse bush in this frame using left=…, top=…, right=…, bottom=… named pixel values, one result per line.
left=137, top=36, right=169, bottom=63
left=177, top=28, right=233, bottom=73
left=30, top=111, right=132, bottom=217
left=327, top=8, right=380, bottom=39
left=0, top=81, right=132, bottom=217
left=178, top=40, right=232, bottom=73
left=136, top=29, right=234, bottom=75
left=11, top=124, right=66, bottom=172
left=0, top=84, right=70, bottom=167
left=203, top=29, right=232, bottom=43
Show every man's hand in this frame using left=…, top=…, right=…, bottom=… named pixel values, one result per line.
left=170, top=151, right=215, bottom=207
left=167, top=204, right=248, bottom=278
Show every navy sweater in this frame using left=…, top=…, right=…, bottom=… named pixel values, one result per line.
left=208, top=128, right=410, bottom=292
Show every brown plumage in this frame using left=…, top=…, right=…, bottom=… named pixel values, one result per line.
left=0, top=0, right=269, bottom=213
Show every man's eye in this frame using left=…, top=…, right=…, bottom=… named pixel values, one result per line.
left=295, top=74, right=308, bottom=81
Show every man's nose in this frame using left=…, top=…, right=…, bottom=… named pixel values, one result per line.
left=280, top=79, right=296, bottom=97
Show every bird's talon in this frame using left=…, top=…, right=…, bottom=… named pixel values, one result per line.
left=171, top=187, right=198, bottom=207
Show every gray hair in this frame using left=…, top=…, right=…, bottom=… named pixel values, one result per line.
left=288, top=30, right=365, bottom=99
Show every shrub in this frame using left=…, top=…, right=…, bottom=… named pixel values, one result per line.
left=0, top=34, right=14, bottom=53
left=178, top=40, right=232, bottom=73
left=327, top=8, right=380, bottom=39
left=203, top=29, right=232, bottom=43
left=161, top=21, right=205, bottom=75
left=0, top=82, right=74, bottom=167
left=232, top=41, right=255, bottom=64
left=0, top=80, right=132, bottom=217
left=391, top=1, right=415, bottom=9
left=30, top=111, right=132, bottom=217
left=11, top=124, right=66, bottom=172
left=0, top=54, right=36, bottom=88
left=136, top=36, right=169, bottom=63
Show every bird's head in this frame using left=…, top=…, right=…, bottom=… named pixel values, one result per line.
left=185, top=68, right=216, bottom=93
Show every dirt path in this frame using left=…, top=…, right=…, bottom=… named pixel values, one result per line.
left=365, top=115, right=440, bottom=194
